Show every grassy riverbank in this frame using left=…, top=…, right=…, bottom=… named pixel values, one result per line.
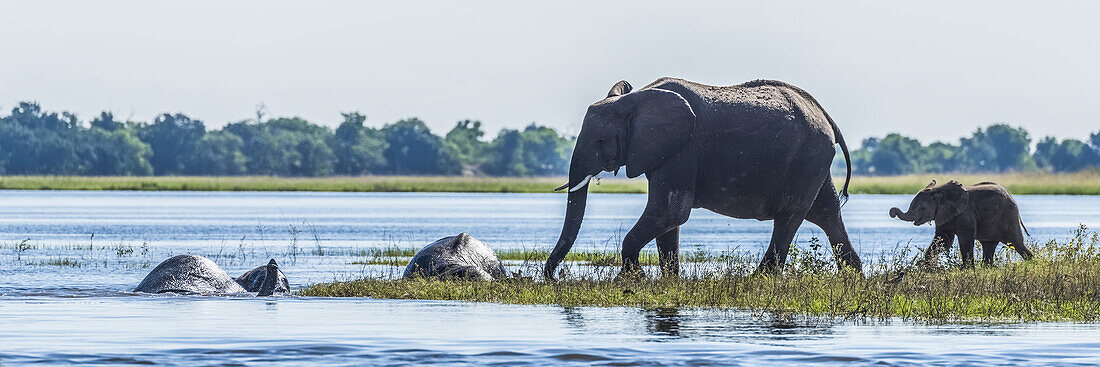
left=0, top=175, right=646, bottom=193
left=846, top=171, right=1100, bottom=195
left=1, top=171, right=1099, bottom=194
left=304, top=228, right=1100, bottom=322
left=349, top=246, right=718, bottom=266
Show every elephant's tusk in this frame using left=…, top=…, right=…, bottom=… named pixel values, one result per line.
left=568, top=175, right=594, bottom=193
left=554, top=183, right=569, bottom=191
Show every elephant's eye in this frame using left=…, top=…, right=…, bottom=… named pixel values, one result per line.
left=597, top=137, right=607, bottom=144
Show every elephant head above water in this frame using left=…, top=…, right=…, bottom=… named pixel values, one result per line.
left=403, top=233, right=506, bottom=281
left=547, top=78, right=864, bottom=280
left=236, top=259, right=291, bottom=296
left=134, top=255, right=289, bottom=296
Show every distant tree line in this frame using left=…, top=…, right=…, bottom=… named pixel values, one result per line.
left=850, top=124, right=1100, bottom=175
left=3, top=102, right=1098, bottom=177
left=0, top=102, right=572, bottom=176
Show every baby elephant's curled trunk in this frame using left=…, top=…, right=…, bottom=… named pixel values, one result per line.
left=889, top=207, right=915, bottom=221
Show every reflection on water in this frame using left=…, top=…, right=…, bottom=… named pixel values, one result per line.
left=5, top=297, right=1097, bottom=365
left=560, top=307, right=588, bottom=332
left=2, top=191, right=1100, bottom=365
left=644, top=308, right=682, bottom=337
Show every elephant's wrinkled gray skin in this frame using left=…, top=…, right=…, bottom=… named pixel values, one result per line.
left=236, top=260, right=291, bottom=295
left=546, top=78, right=863, bottom=279
left=890, top=180, right=1034, bottom=267
left=404, top=233, right=506, bottom=280
left=134, top=255, right=288, bottom=296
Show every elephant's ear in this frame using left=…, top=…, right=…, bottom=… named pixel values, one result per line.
left=620, top=88, right=696, bottom=178
left=607, top=80, right=633, bottom=98
left=934, top=180, right=968, bottom=224
left=923, top=180, right=937, bottom=191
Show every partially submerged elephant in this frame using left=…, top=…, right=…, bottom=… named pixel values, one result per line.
left=134, top=255, right=290, bottom=295
left=546, top=78, right=862, bottom=279
left=403, top=233, right=505, bottom=280
left=890, top=180, right=1034, bottom=267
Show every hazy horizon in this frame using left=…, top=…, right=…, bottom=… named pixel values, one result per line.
left=2, top=1, right=1098, bottom=145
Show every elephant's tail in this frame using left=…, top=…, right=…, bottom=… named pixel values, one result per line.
left=806, top=93, right=852, bottom=206
left=833, top=120, right=852, bottom=207
left=1021, top=218, right=1031, bottom=237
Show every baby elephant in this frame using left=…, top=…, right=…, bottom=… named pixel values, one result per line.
left=403, top=233, right=506, bottom=280
left=134, top=255, right=290, bottom=296
left=890, top=180, right=1033, bottom=267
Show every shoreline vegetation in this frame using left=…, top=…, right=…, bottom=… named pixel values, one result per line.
left=1, top=171, right=1099, bottom=194
left=305, top=227, right=1100, bottom=322
left=5, top=102, right=1099, bottom=180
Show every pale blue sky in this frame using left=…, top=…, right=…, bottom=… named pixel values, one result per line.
left=1, top=1, right=1097, bottom=144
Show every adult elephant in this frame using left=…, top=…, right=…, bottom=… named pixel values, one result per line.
left=134, top=255, right=288, bottom=296
left=545, top=78, right=863, bottom=279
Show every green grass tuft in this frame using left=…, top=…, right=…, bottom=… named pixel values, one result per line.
left=346, top=248, right=719, bottom=267
left=37, top=258, right=82, bottom=267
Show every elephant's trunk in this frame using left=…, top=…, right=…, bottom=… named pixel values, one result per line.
left=544, top=188, right=587, bottom=280
left=545, top=163, right=592, bottom=280
left=889, top=207, right=917, bottom=222
left=257, top=259, right=279, bottom=296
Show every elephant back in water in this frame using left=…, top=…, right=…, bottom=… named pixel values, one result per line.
left=135, top=255, right=287, bottom=295
left=403, top=233, right=506, bottom=280
left=134, top=255, right=246, bottom=294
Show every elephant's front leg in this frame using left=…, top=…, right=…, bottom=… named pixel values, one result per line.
left=957, top=231, right=977, bottom=268
left=619, top=191, right=692, bottom=280
left=921, top=230, right=955, bottom=267
left=655, top=227, right=681, bottom=277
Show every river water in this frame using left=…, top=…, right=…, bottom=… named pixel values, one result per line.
left=2, top=190, right=1099, bottom=365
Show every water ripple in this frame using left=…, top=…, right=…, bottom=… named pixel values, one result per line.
left=3, top=192, right=1100, bottom=365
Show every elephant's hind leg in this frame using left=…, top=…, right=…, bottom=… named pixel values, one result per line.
left=980, top=240, right=999, bottom=265
left=804, top=180, right=863, bottom=271
left=757, top=209, right=811, bottom=273
left=756, top=171, right=835, bottom=274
